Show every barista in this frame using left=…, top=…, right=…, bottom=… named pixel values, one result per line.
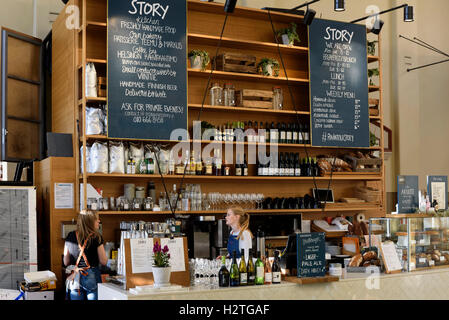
left=225, top=205, right=253, bottom=262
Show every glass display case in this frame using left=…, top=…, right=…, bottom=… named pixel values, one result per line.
left=369, top=216, right=449, bottom=272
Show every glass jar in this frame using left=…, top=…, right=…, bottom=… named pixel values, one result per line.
left=88, top=198, right=99, bottom=211
left=210, top=82, right=223, bottom=106
left=223, top=83, right=235, bottom=106
left=144, top=197, right=154, bottom=211
left=99, top=198, right=109, bottom=211
left=122, top=198, right=130, bottom=211
left=135, top=187, right=145, bottom=199
left=272, top=87, right=283, bottom=110
left=132, top=198, right=142, bottom=211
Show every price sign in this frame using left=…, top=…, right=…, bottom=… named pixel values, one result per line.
left=296, top=232, right=326, bottom=278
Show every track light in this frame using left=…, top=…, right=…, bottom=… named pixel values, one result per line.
left=370, top=19, right=384, bottom=35
left=404, top=5, right=414, bottom=22
left=334, top=0, right=345, bottom=12
left=303, top=7, right=316, bottom=26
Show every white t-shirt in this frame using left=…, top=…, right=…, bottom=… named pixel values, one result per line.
left=230, top=229, right=252, bottom=262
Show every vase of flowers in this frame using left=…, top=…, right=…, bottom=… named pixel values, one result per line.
left=152, top=242, right=171, bottom=287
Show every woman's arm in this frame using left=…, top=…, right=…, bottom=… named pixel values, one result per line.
left=97, top=244, right=108, bottom=266
left=63, top=243, right=71, bottom=267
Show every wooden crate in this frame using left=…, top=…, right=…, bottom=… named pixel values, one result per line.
left=236, top=89, right=273, bottom=109
left=354, top=186, right=381, bottom=203
left=213, top=52, right=257, bottom=74
left=344, top=155, right=382, bottom=172
left=369, top=98, right=379, bottom=116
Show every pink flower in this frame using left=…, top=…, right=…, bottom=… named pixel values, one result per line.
left=153, top=242, right=161, bottom=253
left=162, top=245, right=169, bottom=253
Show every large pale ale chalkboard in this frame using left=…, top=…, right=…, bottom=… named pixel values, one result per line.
left=107, top=0, right=187, bottom=140
left=397, top=175, right=419, bottom=213
left=296, top=232, right=326, bottom=278
left=309, top=19, right=369, bottom=147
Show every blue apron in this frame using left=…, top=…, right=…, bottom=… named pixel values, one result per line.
left=227, top=233, right=241, bottom=258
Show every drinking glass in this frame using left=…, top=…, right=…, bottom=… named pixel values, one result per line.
left=250, top=193, right=258, bottom=209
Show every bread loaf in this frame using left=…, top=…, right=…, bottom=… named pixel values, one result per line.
left=349, top=254, right=363, bottom=267
left=363, top=251, right=377, bottom=261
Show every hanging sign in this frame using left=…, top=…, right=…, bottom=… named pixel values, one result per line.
left=107, top=0, right=187, bottom=140
left=309, top=19, right=370, bottom=147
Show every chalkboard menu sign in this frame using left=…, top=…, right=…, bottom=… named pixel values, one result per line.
left=309, top=19, right=369, bottom=148
left=397, top=175, right=419, bottom=213
left=107, top=0, right=187, bottom=140
left=296, top=232, right=326, bottom=278
left=427, top=175, right=448, bottom=210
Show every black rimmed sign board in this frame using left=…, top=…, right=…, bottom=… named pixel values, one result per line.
left=309, top=19, right=370, bottom=148
left=296, top=232, right=326, bottom=278
left=107, top=0, right=187, bottom=140
left=397, top=175, right=419, bottom=213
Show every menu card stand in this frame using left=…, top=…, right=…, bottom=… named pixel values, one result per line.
left=124, top=237, right=189, bottom=290
left=379, top=241, right=402, bottom=274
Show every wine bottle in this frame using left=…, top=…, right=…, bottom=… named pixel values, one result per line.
left=259, top=122, right=265, bottom=143
left=235, top=154, right=242, bottom=176
left=239, top=249, right=248, bottom=286
left=264, top=253, right=272, bottom=285
left=214, top=149, right=222, bottom=176
left=218, top=255, right=230, bottom=287
left=272, top=250, right=281, bottom=284
left=286, top=123, right=292, bottom=144
left=313, top=157, right=319, bottom=177
left=247, top=249, right=255, bottom=285
left=279, top=122, right=286, bottom=144
left=230, top=250, right=240, bottom=287
left=255, top=251, right=264, bottom=285
left=195, top=155, right=203, bottom=175
left=270, top=122, right=276, bottom=144
left=292, top=123, right=298, bottom=144
left=243, top=154, right=248, bottom=176
left=254, top=121, right=259, bottom=143
left=279, top=153, right=284, bottom=176
left=298, top=123, right=304, bottom=144
left=265, top=122, right=270, bottom=143
left=189, top=150, right=196, bottom=175
left=304, top=123, right=310, bottom=144
left=294, top=153, right=301, bottom=177
left=307, top=157, right=312, bottom=177
left=277, top=122, right=282, bottom=144
left=247, top=121, right=254, bottom=143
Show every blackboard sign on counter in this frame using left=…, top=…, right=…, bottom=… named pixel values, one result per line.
left=296, top=232, right=326, bottom=278
left=308, top=19, right=370, bottom=148
left=107, top=0, right=187, bottom=140
left=397, top=175, right=419, bottom=213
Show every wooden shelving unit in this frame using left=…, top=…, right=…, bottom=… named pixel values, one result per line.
left=41, top=0, right=386, bottom=289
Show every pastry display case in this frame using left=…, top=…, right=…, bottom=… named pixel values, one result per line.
left=369, top=216, right=449, bottom=272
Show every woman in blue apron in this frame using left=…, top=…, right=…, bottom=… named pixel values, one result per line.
left=226, top=206, right=253, bottom=261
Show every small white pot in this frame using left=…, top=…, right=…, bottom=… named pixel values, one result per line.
left=264, top=64, right=273, bottom=76
left=281, top=34, right=293, bottom=46
left=189, top=55, right=203, bottom=70
left=152, top=266, right=171, bottom=287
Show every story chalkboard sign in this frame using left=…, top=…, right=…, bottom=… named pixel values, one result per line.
left=397, top=175, right=419, bottom=213
left=308, top=19, right=370, bottom=148
left=296, top=232, right=326, bottom=278
left=427, top=175, right=448, bottom=210
left=107, top=0, right=187, bottom=140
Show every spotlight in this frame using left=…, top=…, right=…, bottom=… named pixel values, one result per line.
left=224, top=0, right=237, bottom=13
left=334, top=0, right=345, bottom=12
left=303, top=8, right=316, bottom=26
left=404, top=5, right=414, bottom=22
left=371, top=19, right=384, bottom=35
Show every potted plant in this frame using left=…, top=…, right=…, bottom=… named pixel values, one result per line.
left=188, top=49, right=210, bottom=71
left=257, top=58, right=280, bottom=77
left=152, top=242, right=171, bottom=287
left=367, top=40, right=378, bottom=56
left=368, top=68, right=379, bottom=85
left=276, top=22, right=301, bottom=46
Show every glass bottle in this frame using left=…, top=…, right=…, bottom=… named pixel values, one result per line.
left=223, top=83, right=236, bottom=106
left=247, top=249, right=255, bottom=285
left=272, top=250, right=281, bottom=284
left=272, top=87, right=283, bottom=110
left=255, top=251, right=264, bottom=285
left=264, top=253, right=272, bottom=284
left=230, top=250, right=240, bottom=287
left=144, top=197, right=154, bottom=211
left=210, top=82, right=223, bottom=106
left=218, top=255, right=230, bottom=287
left=239, top=249, right=248, bottom=286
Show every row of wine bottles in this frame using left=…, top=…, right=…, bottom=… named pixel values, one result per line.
left=257, top=153, right=320, bottom=177
left=207, top=121, right=310, bottom=144
left=218, top=249, right=281, bottom=287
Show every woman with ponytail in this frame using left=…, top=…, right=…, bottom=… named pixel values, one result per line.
left=225, top=205, right=253, bottom=262
left=63, top=210, right=107, bottom=300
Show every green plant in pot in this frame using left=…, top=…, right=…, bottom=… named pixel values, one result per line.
left=258, top=58, right=280, bottom=77
left=188, top=49, right=210, bottom=71
left=276, top=22, right=301, bottom=46
left=368, top=68, right=379, bottom=86
left=367, top=40, right=378, bottom=56
left=369, top=131, right=379, bottom=147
